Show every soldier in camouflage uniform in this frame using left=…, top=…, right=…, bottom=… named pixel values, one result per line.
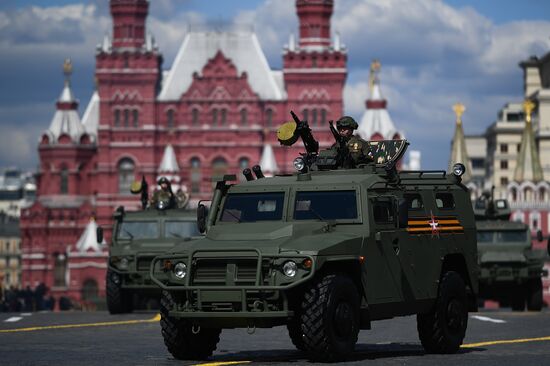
left=150, top=177, right=176, bottom=210
left=329, top=116, right=373, bottom=168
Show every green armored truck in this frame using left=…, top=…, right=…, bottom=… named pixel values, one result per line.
left=475, top=193, right=548, bottom=311
left=98, top=178, right=201, bottom=314
left=150, top=114, right=478, bottom=362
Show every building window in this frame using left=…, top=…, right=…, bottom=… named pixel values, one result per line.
left=212, top=157, right=228, bottom=177
left=302, top=109, right=309, bottom=123
left=500, top=160, right=508, bottom=169
left=471, top=158, right=484, bottom=169
left=266, top=109, right=273, bottom=127
left=240, top=109, right=248, bottom=125
left=500, top=143, right=508, bottom=153
left=239, top=157, right=249, bottom=169
left=60, top=167, right=69, bottom=194
left=81, top=279, right=99, bottom=301
left=190, top=157, right=201, bottom=194
left=132, top=109, right=139, bottom=127
left=221, top=109, right=227, bottom=126
left=320, top=109, right=327, bottom=125
left=192, top=108, right=199, bottom=126
left=124, top=109, right=129, bottom=127
left=167, top=109, right=175, bottom=129
left=538, top=187, right=546, bottom=201
left=54, top=252, right=67, bottom=287
left=524, top=187, right=533, bottom=201
left=212, top=109, right=218, bottom=126
left=118, top=158, right=135, bottom=194
left=114, top=110, right=120, bottom=127
left=500, top=177, right=509, bottom=186
left=312, top=109, right=318, bottom=126
left=510, top=187, right=517, bottom=202
left=517, top=143, right=521, bottom=152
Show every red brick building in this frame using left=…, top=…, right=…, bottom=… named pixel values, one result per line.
left=20, top=0, right=349, bottom=305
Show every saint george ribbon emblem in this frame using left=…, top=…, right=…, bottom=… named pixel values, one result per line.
left=428, top=210, right=440, bottom=238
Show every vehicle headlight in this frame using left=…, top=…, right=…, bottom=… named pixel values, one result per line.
left=119, top=257, right=129, bottom=270
left=293, top=157, right=305, bottom=172
left=173, top=262, right=187, bottom=279
left=282, top=261, right=298, bottom=277
left=452, top=163, right=466, bottom=177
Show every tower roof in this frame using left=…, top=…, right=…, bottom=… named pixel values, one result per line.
left=159, top=144, right=180, bottom=173
left=448, top=103, right=472, bottom=182
left=259, top=143, right=279, bottom=174
left=357, top=60, right=401, bottom=140
left=75, top=218, right=105, bottom=253
left=81, top=91, right=100, bottom=140
left=158, top=30, right=285, bottom=101
left=514, top=100, right=543, bottom=182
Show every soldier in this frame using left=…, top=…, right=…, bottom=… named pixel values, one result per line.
left=330, top=116, right=373, bottom=168
left=151, top=177, right=176, bottom=209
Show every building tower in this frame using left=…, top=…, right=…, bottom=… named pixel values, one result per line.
left=449, top=103, right=472, bottom=184
left=513, top=100, right=544, bottom=183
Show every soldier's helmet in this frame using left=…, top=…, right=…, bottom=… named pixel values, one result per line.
left=336, top=116, right=358, bottom=130
left=157, top=177, right=170, bottom=186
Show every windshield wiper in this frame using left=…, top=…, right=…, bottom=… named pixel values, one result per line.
left=308, top=208, right=337, bottom=232
left=123, top=229, right=134, bottom=240
left=169, top=231, right=183, bottom=238
left=223, top=210, right=242, bottom=223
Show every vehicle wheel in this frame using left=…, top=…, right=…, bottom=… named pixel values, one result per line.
left=287, top=320, right=306, bottom=351
left=106, top=270, right=132, bottom=314
left=300, top=274, right=360, bottom=362
left=526, top=278, right=543, bottom=311
left=160, top=291, right=221, bottom=360
left=511, top=287, right=526, bottom=311
left=417, top=271, right=468, bottom=354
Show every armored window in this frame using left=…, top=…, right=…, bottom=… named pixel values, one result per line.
left=240, top=108, right=248, bottom=125
left=124, top=109, right=129, bottom=127
left=60, top=167, right=69, bottom=194
left=114, top=110, right=120, bottom=127
left=165, top=221, right=201, bottom=239
left=294, top=191, right=358, bottom=220
left=266, top=109, right=273, bottom=127
left=404, top=193, right=423, bottom=210
left=117, top=221, right=159, bottom=240
left=221, top=108, right=227, bottom=126
left=190, top=157, right=201, bottom=194
left=312, top=109, right=318, bottom=126
left=118, top=158, right=135, bottom=194
left=372, top=198, right=395, bottom=224
left=132, top=109, right=139, bottom=127
left=320, top=109, right=327, bottom=125
left=167, top=109, right=175, bottom=128
left=53, top=252, right=67, bottom=287
left=221, top=192, right=285, bottom=222
left=192, top=108, right=199, bottom=126
left=435, top=193, right=455, bottom=209
left=212, top=109, right=218, bottom=126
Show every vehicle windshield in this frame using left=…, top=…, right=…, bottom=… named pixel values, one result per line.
left=294, top=190, right=357, bottom=220
left=220, top=192, right=285, bottom=223
left=117, top=221, right=159, bottom=240
left=165, top=221, right=201, bottom=238
left=477, top=230, right=528, bottom=243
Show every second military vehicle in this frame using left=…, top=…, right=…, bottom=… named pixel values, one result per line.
left=475, top=192, right=548, bottom=311
left=150, top=114, right=478, bottom=362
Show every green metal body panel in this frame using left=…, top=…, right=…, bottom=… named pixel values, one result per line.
left=151, top=166, right=478, bottom=328
left=109, top=208, right=202, bottom=294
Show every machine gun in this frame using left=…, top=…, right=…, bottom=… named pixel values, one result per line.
left=130, top=175, right=149, bottom=210
left=277, top=111, right=320, bottom=170
left=328, top=120, right=350, bottom=168
left=474, top=185, right=511, bottom=221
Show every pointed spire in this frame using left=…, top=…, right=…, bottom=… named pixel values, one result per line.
left=288, top=33, right=296, bottom=52
left=514, top=100, right=543, bottom=182
left=449, top=102, right=472, bottom=182
left=333, top=31, right=341, bottom=51
left=102, top=34, right=111, bottom=53
left=58, top=58, right=75, bottom=103
left=260, top=144, right=278, bottom=175
left=75, top=218, right=105, bottom=253
left=159, top=144, right=180, bottom=173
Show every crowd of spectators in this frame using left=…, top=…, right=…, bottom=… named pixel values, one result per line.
left=0, top=283, right=69, bottom=312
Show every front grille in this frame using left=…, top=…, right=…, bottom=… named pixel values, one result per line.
left=192, top=258, right=259, bottom=286
left=137, top=256, right=154, bottom=272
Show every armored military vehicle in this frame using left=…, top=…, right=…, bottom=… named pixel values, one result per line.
left=98, top=178, right=201, bottom=314
left=475, top=192, right=548, bottom=311
left=150, top=114, right=478, bottom=362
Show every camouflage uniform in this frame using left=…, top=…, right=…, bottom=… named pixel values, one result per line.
left=329, top=116, right=373, bottom=168
left=150, top=177, right=176, bottom=209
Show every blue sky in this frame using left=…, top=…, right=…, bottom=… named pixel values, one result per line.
left=0, top=0, right=549, bottom=171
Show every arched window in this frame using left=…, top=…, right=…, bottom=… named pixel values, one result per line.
left=54, top=252, right=67, bottom=287
left=320, top=109, right=327, bottom=125
left=302, top=109, right=309, bottom=123
left=239, top=157, right=249, bottom=169
left=60, top=166, right=69, bottom=194
left=212, top=157, right=228, bottom=177
left=212, top=109, right=218, bottom=126
left=240, top=109, right=248, bottom=126
left=538, top=187, right=546, bottom=201
left=118, top=158, right=135, bottom=194
left=192, top=108, right=199, bottom=126
left=266, top=109, right=273, bottom=127
left=312, top=109, right=318, bottom=126
left=132, top=109, right=139, bottom=127
left=221, top=109, right=227, bottom=126
left=190, top=157, right=201, bottom=194
left=114, top=110, right=120, bottom=127
left=524, top=187, right=533, bottom=202
left=167, top=109, right=175, bottom=129
left=124, top=109, right=129, bottom=127
left=510, top=187, right=517, bottom=202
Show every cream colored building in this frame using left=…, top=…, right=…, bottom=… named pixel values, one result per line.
left=0, top=214, right=21, bottom=290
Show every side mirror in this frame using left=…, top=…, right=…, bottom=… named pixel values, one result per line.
left=197, top=204, right=208, bottom=234
left=398, top=199, right=408, bottom=228
left=536, top=230, right=543, bottom=242
left=96, top=226, right=104, bottom=244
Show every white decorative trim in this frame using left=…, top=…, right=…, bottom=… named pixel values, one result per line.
left=22, top=253, right=45, bottom=259
left=67, top=252, right=108, bottom=258
left=283, top=68, right=346, bottom=73
left=68, top=262, right=107, bottom=269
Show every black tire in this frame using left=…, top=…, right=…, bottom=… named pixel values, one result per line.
left=511, top=287, right=526, bottom=311
left=299, top=274, right=360, bottom=362
left=160, top=291, right=221, bottom=360
left=417, top=271, right=468, bottom=354
left=526, top=278, right=543, bottom=311
left=106, top=270, right=132, bottom=314
left=287, top=320, right=306, bottom=351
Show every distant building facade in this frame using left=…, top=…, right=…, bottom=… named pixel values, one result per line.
left=0, top=213, right=21, bottom=291
left=20, top=0, right=353, bottom=305
left=0, top=168, right=36, bottom=218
